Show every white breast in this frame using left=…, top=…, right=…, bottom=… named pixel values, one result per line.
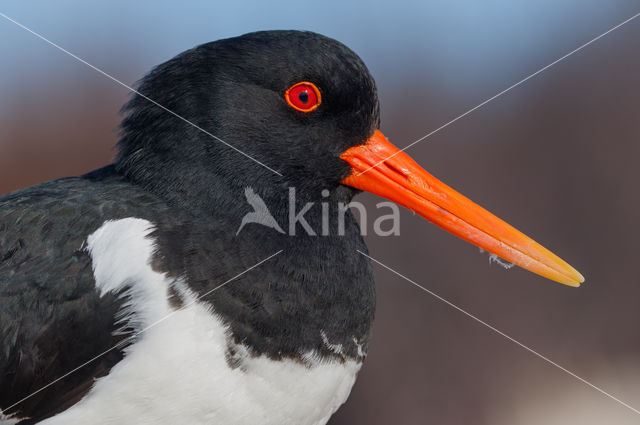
left=0, top=410, right=21, bottom=425
left=40, top=218, right=360, bottom=425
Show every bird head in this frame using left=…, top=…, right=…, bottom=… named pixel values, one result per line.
left=116, top=30, right=583, bottom=286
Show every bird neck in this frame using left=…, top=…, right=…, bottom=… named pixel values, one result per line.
left=103, top=164, right=375, bottom=362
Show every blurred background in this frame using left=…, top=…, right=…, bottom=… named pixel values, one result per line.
left=1, top=1, right=639, bottom=423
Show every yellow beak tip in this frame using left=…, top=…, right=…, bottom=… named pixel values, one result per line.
left=562, top=269, right=585, bottom=287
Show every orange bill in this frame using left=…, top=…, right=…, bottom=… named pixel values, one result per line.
left=340, top=130, right=584, bottom=287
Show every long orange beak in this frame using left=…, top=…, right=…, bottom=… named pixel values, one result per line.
left=340, top=130, right=584, bottom=287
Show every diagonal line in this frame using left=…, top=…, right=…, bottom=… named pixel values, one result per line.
left=4, top=250, right=283, bottom=413
left=0, top=11, right=283, bottom=177
left=358, top=10, right=640, bottom=176
left=357, top=249, right=640, bottom=416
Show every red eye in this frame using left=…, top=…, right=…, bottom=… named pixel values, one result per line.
left=285, top=81, right=321, bottom=112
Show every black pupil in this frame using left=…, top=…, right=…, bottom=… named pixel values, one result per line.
left=298, top=90, right=309, bottom=104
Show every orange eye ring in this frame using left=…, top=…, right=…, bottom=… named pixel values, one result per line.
left=284, top=81, right=322, bottom=112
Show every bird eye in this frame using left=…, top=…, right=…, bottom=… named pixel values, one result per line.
left=285, top=82, right=321, bottom=112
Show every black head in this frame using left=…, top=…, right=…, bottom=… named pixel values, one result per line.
left=116, top=30, right=380, bottom=209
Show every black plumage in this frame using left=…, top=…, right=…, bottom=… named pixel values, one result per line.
left=1, top=30, right=379, bottom=423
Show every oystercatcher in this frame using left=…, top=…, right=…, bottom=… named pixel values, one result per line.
left=0, top=30, right=583, bottom=424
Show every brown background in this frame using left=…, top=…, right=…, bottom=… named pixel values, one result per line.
left=1, top=2, right=639, bottom=424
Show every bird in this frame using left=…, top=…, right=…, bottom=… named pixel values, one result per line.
left=0, top=30, right=584, bottom=425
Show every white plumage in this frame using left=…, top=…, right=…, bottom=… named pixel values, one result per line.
left=40, top=218, right=359, bottom=425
